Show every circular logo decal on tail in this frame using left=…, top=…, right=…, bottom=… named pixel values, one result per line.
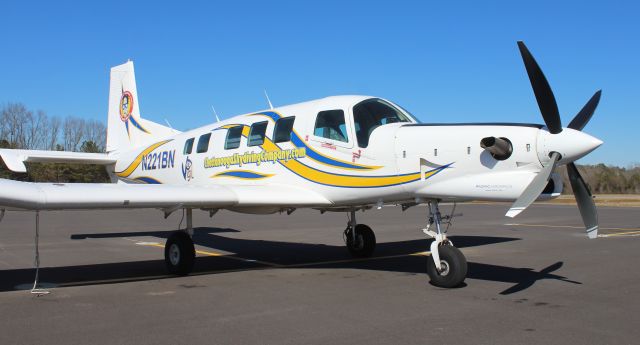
left=119, top=91, right=134, bottom=122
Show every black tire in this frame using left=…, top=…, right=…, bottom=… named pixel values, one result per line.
left=164, top=231, right=195, bottom=275
left=345, top=224, right=376, bottom=257
left=426, top=244, right=467, bottom=288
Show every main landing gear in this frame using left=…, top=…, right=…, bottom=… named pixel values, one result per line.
left=344, top=210, right=376, bottom=257
left=165, top=209, right=196, bottom=275
left=424, top=201, right=467, bottom=288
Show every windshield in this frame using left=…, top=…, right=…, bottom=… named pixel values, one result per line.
left=353, top=98, right=412, bottom=148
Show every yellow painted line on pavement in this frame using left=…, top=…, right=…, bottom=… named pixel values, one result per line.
left=142, top=243, right=225, bottom=257
left=285, top=251, right=431, bottom=268
left=138, top=242, right=281, bottom=267
left=135, top=242, right=433, bottom=269
left=599, top=230, right=640, bottom=238
left=505, top=223, right=640, bottom=232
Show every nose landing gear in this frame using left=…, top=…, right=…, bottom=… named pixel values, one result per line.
left=424, top=201, right=467, bottom=288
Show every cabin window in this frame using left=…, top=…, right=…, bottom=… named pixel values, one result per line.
left=196, top=133, right=211, bottom=153
left=353, top=99, right=410, bottom=148
left=183, top=138, right=194, bottom=154
left=225, top=126, right=243, bottom=150
left=248, top=121, right=268, bottom=146
left=314, top=110, right=348, bottom=143
left=273, top=116, right=295, bottom=143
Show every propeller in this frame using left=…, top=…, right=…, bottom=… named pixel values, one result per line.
left=568, top=90, right=602, bottom=131
left=507, top=41, right=602, bottom=239
left=506, top=152, right=561, bottom=218
left=517, top=41, right=563, bottom=134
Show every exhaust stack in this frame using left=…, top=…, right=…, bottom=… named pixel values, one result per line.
left=480, top=136, right=513, bottom=161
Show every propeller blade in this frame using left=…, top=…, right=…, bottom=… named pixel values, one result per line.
left=567, top=163, right=599, bottom=238
left=568, top=90, right=602, bottom=131
left=506, top=152, right=561, bottom=218
left=517, top=41, right=563, bottom=134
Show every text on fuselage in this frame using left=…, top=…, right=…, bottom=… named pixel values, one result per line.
left=142, top=150, right=176, bottom=170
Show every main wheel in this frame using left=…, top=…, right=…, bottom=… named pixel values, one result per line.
left=345, top=224, right=376, bottom=257
left=165, top=231, right=195, bottom=275
left=426, top=244, right=467, bottom=288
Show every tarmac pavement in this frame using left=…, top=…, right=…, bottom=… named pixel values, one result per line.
left=0, top=203, right=638, bottom=344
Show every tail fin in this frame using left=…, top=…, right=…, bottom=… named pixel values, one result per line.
left=106, top=61, right=179, bottom=153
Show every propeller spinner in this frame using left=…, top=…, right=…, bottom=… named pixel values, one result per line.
left=506, top=41, right=603, bottom=239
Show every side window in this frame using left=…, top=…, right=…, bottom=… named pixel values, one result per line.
left=225, top=126, right=243, bottom=150
left=353, top=99, right=410, bottom=148
left=273, top=116, right=295, bottom=143
left=248, top=121, right=268, bottom=147
left=196, top=133, right=211, bottom=153
left=183, top=138, right=194, bottom=154
left=314, top=110, right=348, bottom=143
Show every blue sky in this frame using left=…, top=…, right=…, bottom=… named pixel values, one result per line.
left=1, top=1, right=638, bottom=166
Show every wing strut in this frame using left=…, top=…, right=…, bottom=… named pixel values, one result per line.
left=31, top=211, right=50, bottom=295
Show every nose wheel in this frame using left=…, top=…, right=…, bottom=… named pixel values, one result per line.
left=423, top=201, right=467, bottom=288
left=426, top=244, right=467, bottom=288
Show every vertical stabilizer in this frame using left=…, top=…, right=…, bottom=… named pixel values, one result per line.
left=107, top=61, right=161, bottom=153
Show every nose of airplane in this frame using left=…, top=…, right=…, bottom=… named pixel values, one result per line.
left=536, top=128, right=603, bottom=166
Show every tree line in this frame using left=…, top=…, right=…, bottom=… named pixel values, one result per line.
left=560, top=164, right=640, bottom=194
left=0, top=102, right=109, bottom=182
left=0, top=102, right=639, bottom=193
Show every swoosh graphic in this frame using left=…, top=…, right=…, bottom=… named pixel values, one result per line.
left=115, top=140, right=173, bottom=177
left=250, top=111, right=382, bottom=171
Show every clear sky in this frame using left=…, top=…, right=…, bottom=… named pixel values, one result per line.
left=1, top=1, right=637, bottom=166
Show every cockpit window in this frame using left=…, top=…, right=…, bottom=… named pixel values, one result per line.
left=353, top=99, right=411, bottom=148
left=314, top=110, right=349, bottom=143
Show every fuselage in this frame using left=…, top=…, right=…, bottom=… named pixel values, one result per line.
left=112, top=95, right=573, bottom=211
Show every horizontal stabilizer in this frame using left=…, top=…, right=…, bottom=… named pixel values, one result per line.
left=0, top=149, right=117, bottom=173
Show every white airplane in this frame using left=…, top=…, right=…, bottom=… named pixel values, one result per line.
left=0, top=42, right=602, bottom=288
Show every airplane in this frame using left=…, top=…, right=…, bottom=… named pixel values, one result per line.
left=0, top=42, right=603, bottom=289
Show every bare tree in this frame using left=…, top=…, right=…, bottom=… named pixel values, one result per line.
left=1, top=104, right=106, bottom=153
left=47, top=116, right=61, bottom=150
left=63, top=117, right=86, bottom=151
left=24, top=110, right=48, bottom=149
left=84, top=119, right=107, bottom=152
left=0, top=103, right=30, bottom=149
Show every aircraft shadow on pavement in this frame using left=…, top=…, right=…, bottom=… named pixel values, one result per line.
left=0, top=227, right=580, bottom=294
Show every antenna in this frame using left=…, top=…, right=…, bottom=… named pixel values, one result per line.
left=264, top=89, right=274, bottom=110
left=164, top=118, right=174, bottom=130
left=211, top=105, right=221, bottom=122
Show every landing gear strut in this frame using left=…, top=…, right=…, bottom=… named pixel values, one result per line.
left=344, top=210, right=376, bottom=257
left=424, top=201, right=467, bottom=288
left=165, top=209, right=195, bottom=275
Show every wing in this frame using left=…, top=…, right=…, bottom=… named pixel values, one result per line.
left=0, top=178, right=332, bottom=211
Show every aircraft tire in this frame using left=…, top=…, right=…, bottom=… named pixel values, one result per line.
left=426, top=244, right=467, bottom=288
left=165, top=231, right=195, bottom=275
left=346, top=224, right=376, bottom=257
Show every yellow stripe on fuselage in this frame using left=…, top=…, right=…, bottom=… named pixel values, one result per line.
left=260, top=137, right=427, bottom=187
left=216, top=124, right=447, bottom=188
left=115, top=140, right=172, bottom=177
